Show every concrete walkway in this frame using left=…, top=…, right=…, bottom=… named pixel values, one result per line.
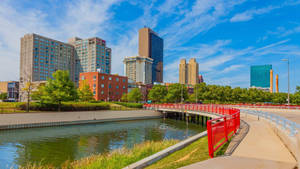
left=0, top=110, right=161, bottom=126
left=179, top=115, right=297, bottom=169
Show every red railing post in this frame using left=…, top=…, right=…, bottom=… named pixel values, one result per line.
left=207, top=120, right=214, bottom=158
left=224, top=116, right=228, bottom=142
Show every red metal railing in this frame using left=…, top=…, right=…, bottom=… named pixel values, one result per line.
left=144, top=103, right=240, bottom=158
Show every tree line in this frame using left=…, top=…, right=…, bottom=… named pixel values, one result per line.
left=146, top=83, right=300, bottom=105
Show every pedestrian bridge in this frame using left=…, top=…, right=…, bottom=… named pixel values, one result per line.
left=144, top=104, right=300, bottom=169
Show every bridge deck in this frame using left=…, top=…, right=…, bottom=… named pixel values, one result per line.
left=179, top=115, right=297, bottom=169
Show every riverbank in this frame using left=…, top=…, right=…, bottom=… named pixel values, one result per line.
left=0, top=110, right=161, bottom=129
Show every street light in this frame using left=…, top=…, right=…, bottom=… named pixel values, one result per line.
left=282, top=58, right=290, bottom=105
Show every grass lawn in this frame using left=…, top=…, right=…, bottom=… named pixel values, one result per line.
left=145, top=136, right=229, bottom=169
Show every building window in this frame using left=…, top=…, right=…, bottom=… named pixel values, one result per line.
left=81, top=76, right=85, bottom=80
left=101, top=91, right=104, bottom=94
left=93, top=75, right=96, bottom=80
left=109, top=84, right=112, bottom=88
left=93, top=91, right=96, bottom=95
left=93, top=84, right=96, bottom=88
left=101, top=76, right=104, bottom=80
left=123, top=79, right=126, bottom=83
left=123, top=86, right=126, bottom=89
left=109, top=77, right=112, bottom=80
left=101, top=84, right=104, bottom=88
left=116, top=78, right=119, bottom=82
left=116, top=85, right=119, bottom=89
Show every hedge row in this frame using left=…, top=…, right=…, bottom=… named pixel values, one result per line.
left=113, top=102, right=143, bottom=108
left=19, top=102, right=111, bottom=111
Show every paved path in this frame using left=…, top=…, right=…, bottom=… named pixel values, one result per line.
left=179, top=115, right=297, bottom=169
left=0, top=110, right=161, bottom=126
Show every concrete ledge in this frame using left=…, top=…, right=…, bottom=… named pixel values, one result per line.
left=123, top=131, right=207, bottom=169
left=0, top=115, right=162, bottom=130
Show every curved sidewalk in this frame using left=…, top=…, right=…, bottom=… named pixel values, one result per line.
left=179, top=115, right=297, bottom=169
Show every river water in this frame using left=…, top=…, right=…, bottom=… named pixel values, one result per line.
left=0, top=118, right=205, bottom=168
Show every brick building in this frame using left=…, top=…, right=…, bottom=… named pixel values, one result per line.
left=79, top=72, right=128, bottom=101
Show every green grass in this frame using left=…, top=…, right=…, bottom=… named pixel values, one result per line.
left=20, top=140, right=179, bottom=169
left=145, top=136, right=229, bottom=169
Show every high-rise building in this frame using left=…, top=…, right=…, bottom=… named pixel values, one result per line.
left=276, top=74, right=279, bottom=93
left=68, top=37, right=111, bottom=83
left=138, top=27, right=163, bottom=83
left=270, top=69, right=273, bottom=93
left=188, top=58, right=199, bottom=85
left=123, top=56, right=153, bottom=84
left=179, top=59, right=188, bottom=84
left=250, top=65, right=272, bottom=91
left=178, top=58, right=199, bottom=85
left=20, top=34, right=75, bottom=101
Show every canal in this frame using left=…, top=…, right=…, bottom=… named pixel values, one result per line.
left=0, top=118, right=206, bottom=168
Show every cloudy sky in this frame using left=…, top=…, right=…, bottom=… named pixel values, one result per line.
left=0, top=0, right=300, bottom=92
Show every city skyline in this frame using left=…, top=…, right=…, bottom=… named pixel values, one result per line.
left=0, top=0, right=300, bottom=92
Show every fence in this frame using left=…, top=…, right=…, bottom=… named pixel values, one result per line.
left=144, top=103, right=240, bottom=158
left=241, top=109, right=300, bottom=136
left=227, top=103, right=300, bottom=110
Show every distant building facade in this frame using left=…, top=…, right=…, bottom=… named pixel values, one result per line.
left=123, top=56, right=153, bottom=84
left=198, top=75, right=204, bottom=83
left=179, top=58, right=199, bottom=85
left=179, top=59, right=188, bottom=84
left=20, top=34, right=75, bottom=101
left=139, top=27, right=163, bottom=83
left=79, top=72, right=128, bottom=101
left=69, top=37, right=111, bottom=84
left=0, top=81, right=19, bottom=101
left=250, top=65, right=272, bottom=91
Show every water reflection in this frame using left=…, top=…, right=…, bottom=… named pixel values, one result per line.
left=0, top=118, right=205, bottom=168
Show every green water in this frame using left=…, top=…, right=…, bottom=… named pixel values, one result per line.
left=0, top=118, right=205, bottom=168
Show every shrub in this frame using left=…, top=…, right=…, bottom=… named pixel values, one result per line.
left=113, top=102, right=143, bottom=108
left=19, top=102, right=110, bottom=111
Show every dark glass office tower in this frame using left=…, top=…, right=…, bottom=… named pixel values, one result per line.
left=139, top=27, right=164, bottom=83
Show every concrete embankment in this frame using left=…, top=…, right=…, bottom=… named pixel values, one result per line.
left=0, top=110, right=161, bottom=130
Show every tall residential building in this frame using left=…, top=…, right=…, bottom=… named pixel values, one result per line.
left=188, top=58, right=199, bottom=85
left=123, top=56, right=153, bottom=84
left=68, top=37, right=111, bottom=83
left=20, top=34, right=75, bottom=101
left=270, top=69, right=273, bottom=93
left=179, top=59, right=188, bottom=84
left=179, top=58, right=199, bottom=85
left=250, top=65, right=272, bottom=91
left=138, top=27, right=163, bottom=83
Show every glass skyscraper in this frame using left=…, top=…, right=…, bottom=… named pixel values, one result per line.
left=250, top=65, right=272, bottom=88
left=139, top=27, right=163, bottom=83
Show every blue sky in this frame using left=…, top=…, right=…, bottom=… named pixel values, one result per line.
left=0, top=0, right=299, bottom=92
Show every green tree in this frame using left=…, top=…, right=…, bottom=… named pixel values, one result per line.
left=272, top=93, right=288, bottom=104
left=31, top=84, right=46, bottom=103
left=22, top=81, right=36, bottom=112
left=121, top=93, right=128, bottom=102
left=148, top=85, right=168, bottom=103
left=0, top=93, right=7, bottom=100
left=127, top=88, right=142, bottom=103
left=165, top=83, right=188, bottom=103
left=78, top=81, right=94, bottom=102
left=42, top=70, right=78, bottom=111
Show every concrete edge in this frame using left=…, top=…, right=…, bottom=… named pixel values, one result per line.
left=0, top=115, right=162, bottom=130
left=224, top=119, right=250, bottom=156
left=123, top=131, right=208, bottom=169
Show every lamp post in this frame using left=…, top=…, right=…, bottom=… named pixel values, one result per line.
left=181, top=84, right=183, bottom=104
left=195, top=84, right=198, bottom=104
left=282, top=58, right=290, bottom=105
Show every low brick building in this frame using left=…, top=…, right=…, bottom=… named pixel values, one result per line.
left=79, top=72, right=128, bottom=101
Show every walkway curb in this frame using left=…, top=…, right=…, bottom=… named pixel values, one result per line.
left=0, top=115, right=162, bottom=130
left=123, top=131, right=207, bottom=169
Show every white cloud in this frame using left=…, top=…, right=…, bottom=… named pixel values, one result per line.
left=230, top=6, right=279, bottom=22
